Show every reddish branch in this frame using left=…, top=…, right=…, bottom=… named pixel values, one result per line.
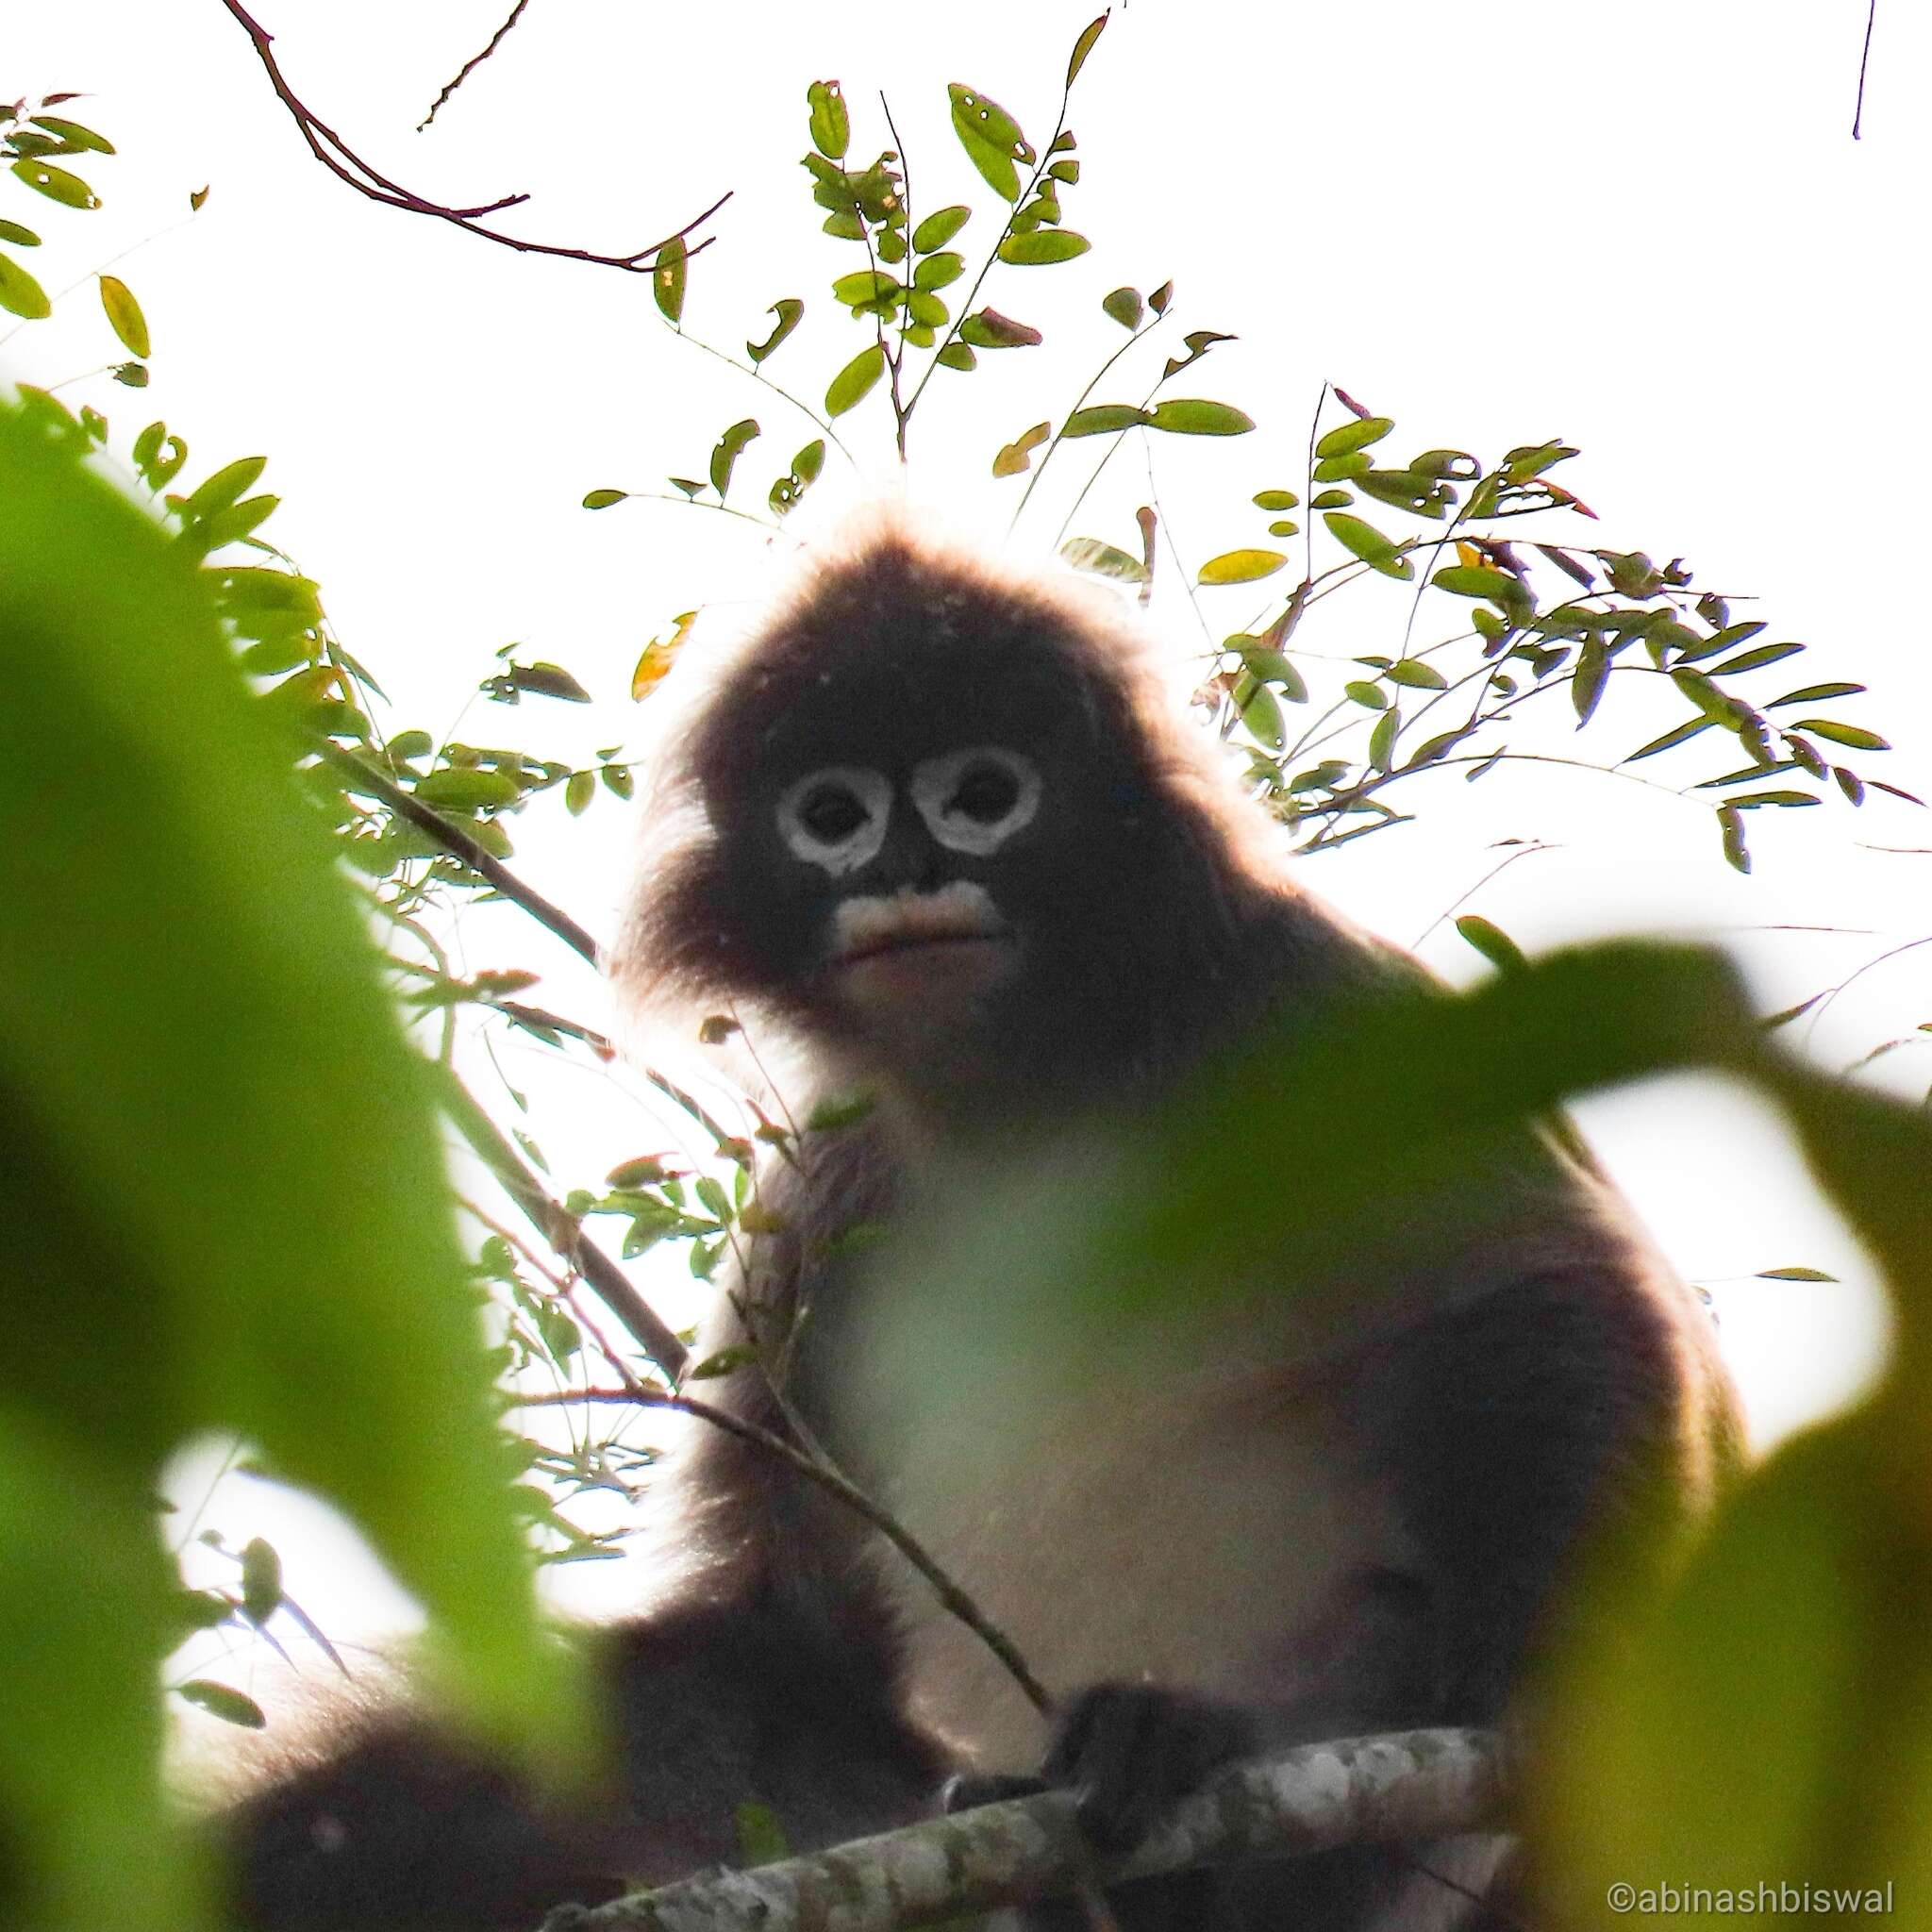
left=217, top=2, right=728, bottom=272
left=418, top=0, right=531, bottom=130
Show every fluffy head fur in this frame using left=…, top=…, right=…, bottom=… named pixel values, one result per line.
left=611, top=514, right=1386, bottom=1122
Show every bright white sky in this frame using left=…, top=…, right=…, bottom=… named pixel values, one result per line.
left=8, top=2, right=1931, bottom=1654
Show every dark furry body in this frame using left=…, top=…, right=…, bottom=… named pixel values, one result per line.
left=222, top=525, right=1741, bottom=1930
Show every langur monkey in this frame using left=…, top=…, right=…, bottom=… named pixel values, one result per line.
left=225, top=517, right=1740, bottom=1931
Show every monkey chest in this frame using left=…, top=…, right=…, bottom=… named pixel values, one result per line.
left=876, top=1352, right=1407, bottom=1769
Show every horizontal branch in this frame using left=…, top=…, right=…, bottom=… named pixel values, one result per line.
left=546, top=1726, right=1509, bottom=1932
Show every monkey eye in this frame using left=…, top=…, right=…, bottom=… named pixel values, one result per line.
left=910, top=747, right=1041, bottom=856
left=776, top=766, right=891, bottom=876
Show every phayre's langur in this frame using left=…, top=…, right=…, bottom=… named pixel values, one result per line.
left=225, top=515, right=1742, bottom=1930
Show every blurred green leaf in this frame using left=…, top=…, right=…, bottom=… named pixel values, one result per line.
left=652, top=237, right=687, bottom=325
left=1198, top=548, right=1288, bottom=586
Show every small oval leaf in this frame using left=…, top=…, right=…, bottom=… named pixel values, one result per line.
left=99, top=274, right=149, bottom=357
left=1198, top=548, right=1288, bottom=587
left=1143, top=399, right=1254, bottom=437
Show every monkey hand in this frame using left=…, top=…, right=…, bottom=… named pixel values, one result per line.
left=1042, top=1681, right=1257, bottom=1853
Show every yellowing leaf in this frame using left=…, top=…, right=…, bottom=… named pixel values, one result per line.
left=1198, top=548, right=1288, bottom=586
left=98, top=275, right=149, bottom=358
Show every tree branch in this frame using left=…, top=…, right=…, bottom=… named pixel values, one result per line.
left=545, top=1727, right=1509, bottom=1932
left=417, top=0, right=532, bottom=131
left=315, top=740, right=603, bottom=964
left=218, top=2, right=728, bottom=272
left=440, top=1068, right=691, bottom=1380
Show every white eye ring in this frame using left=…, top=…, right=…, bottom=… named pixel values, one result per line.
left=775, top=766, right=892, bottom=876
left=909, top=747, right=1041, bottom=857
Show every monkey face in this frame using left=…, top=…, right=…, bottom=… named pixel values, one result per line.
left=763, top=746, right=1049, bottom=1052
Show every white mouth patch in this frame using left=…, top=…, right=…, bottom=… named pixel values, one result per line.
left=831, top=880, right=1009, bottom=963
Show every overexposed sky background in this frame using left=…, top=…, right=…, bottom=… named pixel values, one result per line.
left=8, top=1, right=1930, bottom=1656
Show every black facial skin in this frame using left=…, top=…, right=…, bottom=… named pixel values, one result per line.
left=223, top=527, right=1742, bottom=1932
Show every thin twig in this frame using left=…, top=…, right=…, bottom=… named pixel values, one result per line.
left=1853, top=0, right=1878, bottom=139
left=418, top=0, right=531, bottom=131
left=512, top=1381, right=1052, bottom=1714
left=313, top=740, right=603, bottom=964
left=218, top=1, right=728, bottom=273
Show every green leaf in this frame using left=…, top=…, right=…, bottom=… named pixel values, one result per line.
left=416, top=767, right=522, bottom=810
left=0, top=405, right=580, bottom=1919
left=1198, top=548, right=1288, bottom=586
left=912, top=205, right=971, bottom=252
left=1788, top=719, right=1888, bottom=751
left=997, top=229, right=1091, bottom=266
left=0, top=249, right=50, bottom=320
left=1059, top=537, right=1149, bottom=583
left=1066, top=12, right=1108, bottom=86
left=825, top=342, right=886, bottom=416
left=1314, top=414, right=1393, bottom=458
left=1310, top=488, right=1353, bottom=510
left=1324, top=511, right=1412, bottom=579
left=0, top=218, right=41, bottom=246
left=937, top=341, right=977, bottom=372
left=29, top=115, right=115, bottom=155
left=1387, top=658, right=1447, bottom=691
left=1724, top=791, right=1824, bottom=810
left=1717, top=805, right=1751, bottom=874
left=793, top=440, right=825, bottom=484
left=1368, top=707, right=1397, bottom=773
left=1571, top=637, right=1609, bottom=724
left=565, top=770, right=595, bottom=817
left=746, top=299, right=803, bottom=363
left=652, top=236, right=687, bottom=325
left=1626, top=717, right=1717, bottom=761
left=1757, top=1266, right=1840, bottom=1282
left=1238, top=678, right=1285, bottom=751
left=1101, top=288, right=1142, bottom=329
left=1143, top=398, right=1254, bottom=436
left=1708, top=641, right=1804, bottom=677
left=507, top=661, right=592, bottom=704
left=1062, top=404, right=1149, bottom=437
left=708, top=418, right=760, bottom=500
left=807, top=79, right=849, bottom=159
left=178, top=456, right=267, bottom=525
left=1767, top=682, right=1863, bottom=709
left=1431, top=564, right=1520, bottom=603
left=1456, top=915, right=1525, bottom=974
left=98, top=274, right=148, bottom=357
left=832, top=269, right=900, bottom=310
left=582, top=489, right=627, bottom=508
left=914, top=252, right=964, bottom=291
left=1252, top=490, right=1299, bottom=511
left=1344, top=679, right=1391, bottom=709
left=10, top=158, right=100, bottom=208
left=949, top=84, right=1033, bottom=203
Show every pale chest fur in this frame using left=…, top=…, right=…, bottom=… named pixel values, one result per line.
left=864, top=1319, right=1412, bottom=1770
